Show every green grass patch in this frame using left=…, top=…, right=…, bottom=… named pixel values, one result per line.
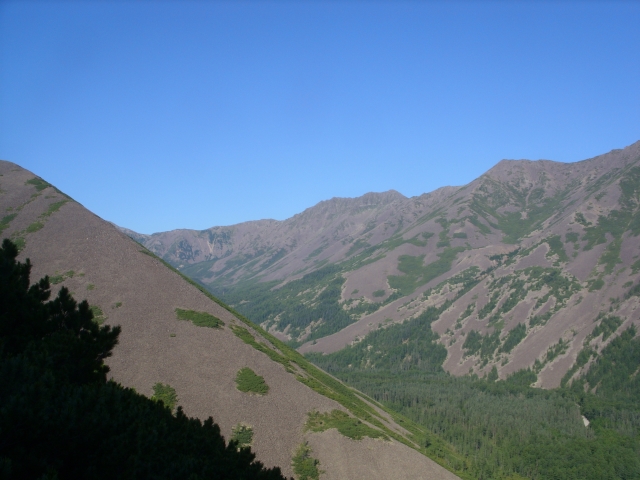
left=12, top=236, right=25, bottom=251
left=372, top=289, right=385, bottom=298
left=90, top=305, right=106, bottom=325
left=86, top=284, right=95, bottom=290
left=452, top=232, right=468, bottom=239
left=175, top=308, right=224, bottom=328
left=25, top=177, right=51, bottom=191
left=292, top=443, right=321, bottom=480
left=0, top=213, right=17, bottom=234
left=40, top=200, right=68, bottom=218
left=48, top=270, right=76, bottom=285
left=25, top=221, right=44, bottom=233
left=230, top=424, right=253, bottom=448
left=235, top=367, right=269, bottom=395
left=305, top=410, right=387, bottom=440
left=151, top=382, right=178, bottom=411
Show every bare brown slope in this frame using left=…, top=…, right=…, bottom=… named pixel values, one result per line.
left=0, top=161, right=459, bottom=480
left=128, top=141, right=640, bottom=389
left=302, top=142, right=640, bottom=387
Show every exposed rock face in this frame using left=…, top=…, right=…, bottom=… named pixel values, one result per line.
left=0, top=161, right=460, bottom=479
left=129, top=141, right=640, bottom=387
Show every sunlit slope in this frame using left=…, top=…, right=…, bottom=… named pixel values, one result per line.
left=132, top=141, right=640, bottom=387
left=0, top=161, right=463, bottom=480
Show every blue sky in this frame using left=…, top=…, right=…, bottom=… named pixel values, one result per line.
left=1, top=1, right=639, bottom=234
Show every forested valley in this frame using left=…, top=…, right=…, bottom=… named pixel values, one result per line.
left=307, top=308, right=640, bottom=480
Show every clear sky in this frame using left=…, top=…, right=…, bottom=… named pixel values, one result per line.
left=1, top=1, right=639, bottom=234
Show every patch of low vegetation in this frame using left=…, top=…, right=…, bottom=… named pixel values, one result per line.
left=90, top=305, right=106, bottom=325
left=49, top=270, right=76, bottom=285
left=292, top=442, right=321, bottom=480
left=388, top=247, right=465, bottom=296
left=586, top=315, right=622, bottom=343
left=305, top=409, right=387, bottom=440
left=588, top=277, right=605, bottom=291
left=235, top=367, right=269, bottom=395
left=231, top=325, right=292, bottom=370
left=25, top=221, right=44, bottom=233
left=40, top=200, right=68, bottom=218
left=499, top=323, right=526, bottom=353
left=346, top=238, right=371, bottom=256
left=545, top=235, right=569, bottom=262
left=372, top=289, right=385, bottom=298
left=175, top=307, right=224, bottom=328
left=25, top=177, right=51, bottom=191
left=565, top=231, right=579, bottom=243
left=0, top=213, right=17, bottom=234
left=231, top=423, right=254, bottom=448
left=151, top=382, right=179, bottom=411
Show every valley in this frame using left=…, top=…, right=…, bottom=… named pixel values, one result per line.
left=2, top=140, right=639, bottom=479
left=125, top=141, right=640, bottom=479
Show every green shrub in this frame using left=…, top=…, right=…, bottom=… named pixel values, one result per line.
left=231, top=424, right=254, bottom=448
left=372, top=289, right=385, bottom=298
left=500, top=323, right=526, bottom=353
left=235, top=367, right=269, bottom=395
left=25, top=221, right=44, bottom=233
left=25, top=177, right=51, bottom=191
left=90, top=305, right=106, bottom=325
left=175, top=308, right=224, bottom=328
left=151, top=382, right=178, bottom=411
left=292, top=443, right=320, bottom=480
left=565, top=232, right=579, bottom=243
left=305, top=410, right=386, bottom=440
left=49, top=275, right=65, bottom=284
left=40, top=200, right=68, bottom=218
left=0, top=213, right=17, bottom=234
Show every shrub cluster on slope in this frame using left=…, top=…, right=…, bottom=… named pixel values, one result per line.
left=0, top=239, right=287, bottom=480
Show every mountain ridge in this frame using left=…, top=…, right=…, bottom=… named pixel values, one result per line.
left=126, top=140, right=640, bottom=389
left=0, top=160, right=462, bottom=480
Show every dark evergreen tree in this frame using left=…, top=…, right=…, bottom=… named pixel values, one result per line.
left=0, top=239, right=288, bottom=480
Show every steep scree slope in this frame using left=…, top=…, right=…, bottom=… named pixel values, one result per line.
left=0, top=161, right=461, bottom=480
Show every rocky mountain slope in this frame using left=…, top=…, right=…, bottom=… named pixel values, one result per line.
left=0, top=161, right=462, bottom=480
left=130, top=140, right=640, bottom=388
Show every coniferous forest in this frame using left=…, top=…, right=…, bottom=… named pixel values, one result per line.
left=0, top=239, right=287, bottom=480
left=307, top=307, right=640, bottom=480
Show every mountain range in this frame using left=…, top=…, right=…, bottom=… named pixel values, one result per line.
left=128, top=140, right=640, bottom=388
